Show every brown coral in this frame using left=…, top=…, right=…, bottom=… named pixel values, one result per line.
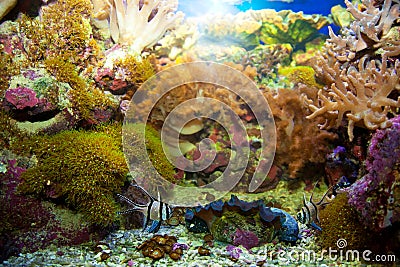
left=263, top=87, right=337, bottom=178
left=317, top=192, right=373, bottom=251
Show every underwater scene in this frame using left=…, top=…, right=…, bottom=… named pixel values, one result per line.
left=0, top=0, right=399, bottom=266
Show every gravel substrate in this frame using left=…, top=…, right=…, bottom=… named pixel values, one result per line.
left=1, top=225, right=365, bottom=267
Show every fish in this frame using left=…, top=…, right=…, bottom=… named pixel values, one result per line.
left=297, top=183, right=331, bottom=231
left=117, top=184, right=173, bottom=233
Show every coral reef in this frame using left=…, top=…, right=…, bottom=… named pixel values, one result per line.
left=348, top=115, right=400, bottom=230
left=95, top=0, right=183, bottom=53
left=302, top=0, right=400, bottom=141
left=325, top=146, right=360, bottom=187
left=263, top=87, right=337, bottom=178
left=0, top=0, right=117, bottom=127
left=4, top=87, right=38, bottom=110
left=14, top=125, right=128, bottom=226
left=202, top=9, right=329, bottom=51
left=0, top=110, right=26, bottom=149
left=44, top=56, right=118, bottom=126
left=155, top=18, right=199, bottom=59
left=0, top=155, right=107, bottom=261
left=17, top=0, right=97, bottom=66
left=123, top=123, right=177, bottom=185
left=95, top=54, right=155, bottom=99
left=185, top=195, right=299, bottom=246
left=221, top=44, right=292, bottom=86
left=278, top=66, right=322, bottom=89
left=3, top=68, right=72, bottom=122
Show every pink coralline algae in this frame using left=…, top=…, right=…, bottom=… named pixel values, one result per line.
left=348, top=115, right=400, bottom=230
left=232, top=229, right=259, bottom=250
left=4, top=87, right=39, bottom=109
left=226, top=245, right=242, bottom=259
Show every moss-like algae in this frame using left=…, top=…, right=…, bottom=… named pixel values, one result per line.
left=16, top=125, right=128, bottom=226
left=17, top=0, right=95, bottom=65
left=317, top=193, right=372, bottom=251
left=44, top=56, right=116, bottom=122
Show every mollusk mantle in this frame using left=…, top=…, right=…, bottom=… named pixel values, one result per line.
left=185, top=195, right=299, bottom=245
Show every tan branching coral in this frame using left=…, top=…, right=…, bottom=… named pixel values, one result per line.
left=304, top=56, right=400, bottom=141
left=302, top=0, right=400, bottom=141
left=94, top=0, right=183, bottom=53
left=326, top=0, right=400, bottom=59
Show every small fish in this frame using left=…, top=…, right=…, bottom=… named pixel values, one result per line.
left=117, top=184, right=173, bottom=233
left=297, top=183, right=331, bottom=231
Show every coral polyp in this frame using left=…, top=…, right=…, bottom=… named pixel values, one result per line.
left=15, top=125, right=128, bottom=226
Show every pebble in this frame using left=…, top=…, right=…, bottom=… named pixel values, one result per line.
left=3, top=225, right=363, bottom=267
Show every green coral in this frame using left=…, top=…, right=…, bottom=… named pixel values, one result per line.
left=144, top=124, right=177, bottom=184
left=0, top=110, right=27, bottom=149
left=260, top=20, right=322, bottom=52
left=124, top=123, right=177, bottom=184
left=16, top=125, right=128, bottom=226
left=17, top=0, right=96, bottom=65
left=113, top=55, right=156, bottom=86
left=317, top=193, right=372, bottom=251
left=278, top=65, right=322, bottom=88
left=0, top=51, right=20, bottom=97
left=44, top=56, right=116, bottom=122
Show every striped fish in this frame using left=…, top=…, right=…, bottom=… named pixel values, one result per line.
left=117, top=184, right=173, bottom=233
left=297, top=185, right=331, bottom=231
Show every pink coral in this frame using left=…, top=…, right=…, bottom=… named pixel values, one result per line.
left=4, top=87, right=39, bottom=109
left=232, top=228, right=259, bottom=250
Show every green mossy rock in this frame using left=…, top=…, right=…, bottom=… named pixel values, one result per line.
left=16, top=127, right=128, bottom=226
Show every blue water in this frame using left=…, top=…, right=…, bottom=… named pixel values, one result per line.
left=178, top=0, right=346, bottom=34
left=237, top=0, right=345, bottom=16
left=178, top=0, right=346, bottom=17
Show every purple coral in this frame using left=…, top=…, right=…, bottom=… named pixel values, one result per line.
left=172, top=243, right=189, bottom=251
left=348, top=115, right=400, bottom=230
left=226, top=245, right=242, bottom=259
left=232, top=229, right=259, bottom=250
left=4, top=87, right=39, bottom=109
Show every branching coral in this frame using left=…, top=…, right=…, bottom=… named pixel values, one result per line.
left=304, top=56, right=400, bottom=141
left=95, top=0, right=183, bottom=53
left=330, top=0, right=400, bottom=56
left=302, top=0, right=400, bottom=141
